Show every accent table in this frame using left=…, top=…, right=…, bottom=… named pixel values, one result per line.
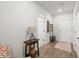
left=24, top=39, right=39, bottom=58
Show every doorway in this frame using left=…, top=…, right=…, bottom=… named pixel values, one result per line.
left=37, top=15, right=47, bottom=47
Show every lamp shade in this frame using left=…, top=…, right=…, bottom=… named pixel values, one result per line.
left=27, top=26, right=36, bottom=34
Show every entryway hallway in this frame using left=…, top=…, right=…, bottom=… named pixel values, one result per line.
left=37, top=41, right=77, bottom=58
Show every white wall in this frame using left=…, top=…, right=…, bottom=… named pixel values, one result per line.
left=0, top=1, right=53, bottom=57
left=53, top=12, right=73, bottom=43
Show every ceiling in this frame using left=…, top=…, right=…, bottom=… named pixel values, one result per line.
left=36, top=1, right=75, bottom=16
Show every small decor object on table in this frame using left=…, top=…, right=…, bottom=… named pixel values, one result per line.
left=0, top=45, right=12, bottom=58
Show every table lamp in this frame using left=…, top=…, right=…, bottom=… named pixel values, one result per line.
left=27, top=26, right=36, bottom=40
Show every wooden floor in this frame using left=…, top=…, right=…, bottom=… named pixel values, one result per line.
left=37, top=41, right=77, bottom=58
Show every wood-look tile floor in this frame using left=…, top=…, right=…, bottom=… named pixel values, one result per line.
left=37, top=41, right=77, bottom=58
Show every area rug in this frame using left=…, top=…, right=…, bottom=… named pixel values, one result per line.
left=54, top=41, right=72, bottom=53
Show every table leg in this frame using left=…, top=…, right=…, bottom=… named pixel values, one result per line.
left=25, top=44, right=27, bottom=57
left=37, top=41, right=39, bottom=56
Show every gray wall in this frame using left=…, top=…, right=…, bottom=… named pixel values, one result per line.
left=0, top=1, right=53, bottom=57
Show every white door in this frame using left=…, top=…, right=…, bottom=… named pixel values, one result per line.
left=75, top=8, right=79, bottom=57
left=59, top=21, right=72, bottom=42
left=75, top=9, right=79, bottom=41
left=37, top=16, right=47, bottom=47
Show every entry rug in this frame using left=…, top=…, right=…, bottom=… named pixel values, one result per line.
left=54, top=41, right=72, bottom=53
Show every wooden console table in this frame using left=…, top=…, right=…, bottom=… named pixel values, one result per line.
left=24, top=39, right=39, bottom=58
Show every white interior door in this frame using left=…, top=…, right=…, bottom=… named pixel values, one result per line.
left=75, top=8, right=79, bottom=57
left=58, top=21, right=72, bottom=42
left=37, top=16, right=47, bottom=47
left=75, top=9, right=79, bottom=41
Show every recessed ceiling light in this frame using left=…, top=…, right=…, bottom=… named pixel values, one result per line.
left=58, top=9, right=62, bottom=12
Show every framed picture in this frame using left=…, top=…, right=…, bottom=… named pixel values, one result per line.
left=47, top=20, right=49, bottom=33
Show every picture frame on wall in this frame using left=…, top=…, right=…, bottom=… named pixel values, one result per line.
left=47, top=20, right=49, bottom=33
